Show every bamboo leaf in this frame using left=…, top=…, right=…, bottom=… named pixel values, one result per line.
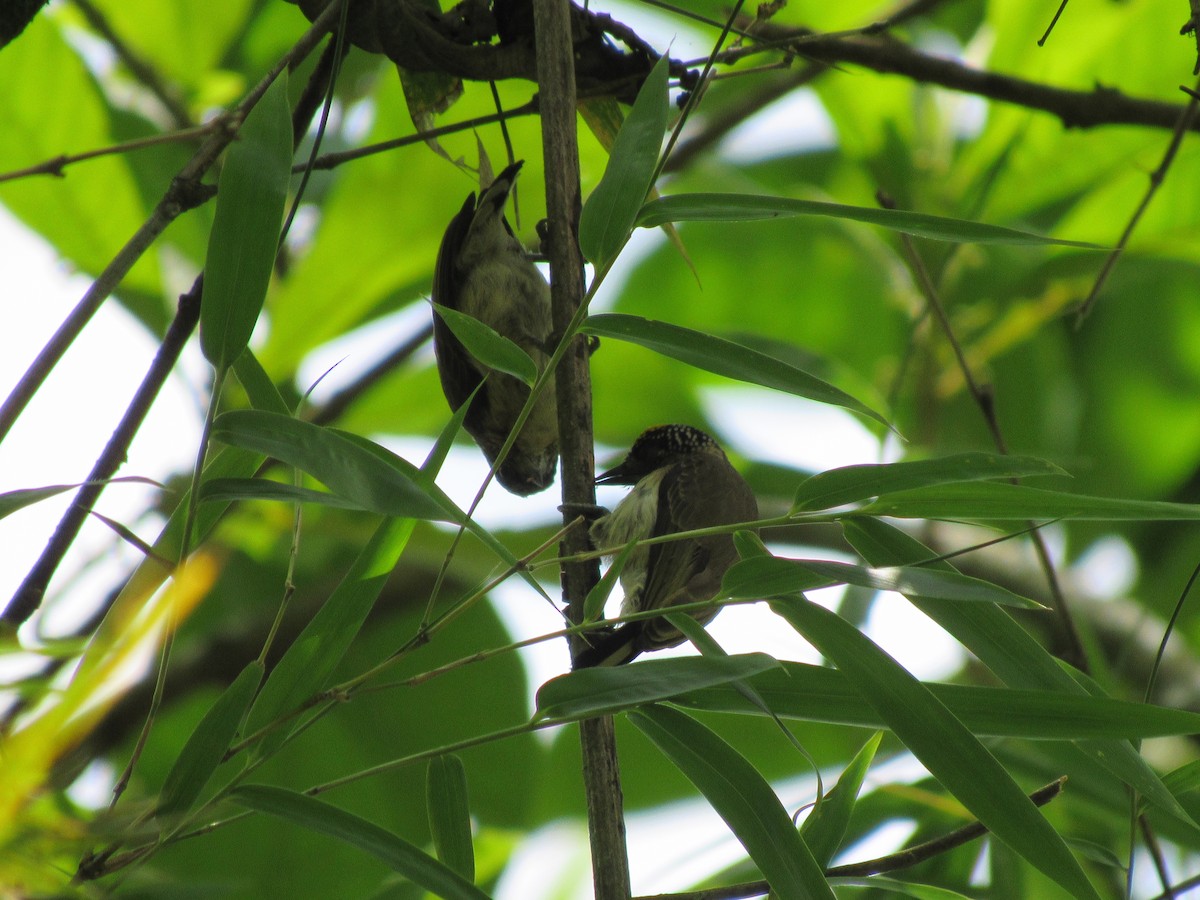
left=579, top=53, right=670, bottom=269
left=158, top=661, right=263, bottom=819
left=432, top=303, right=537, bottom=385
left=232, top=785, right=488, bottom=900
left=200, top=75, right=293, bottom=370
left=427, top=756, right=474, bottom=882
left=636, top=193, right=1102, bottom=247
left=632, top=705, right=834, bottom=899
left=768, top=594, right=1101, bottom=899
left=245, top=517, right=414, bottom=759
left=535, top=653, right=779, bottom=721
left=724, top=556, right=1043, bottom=609
left=582, top=314, right=888, bottom=426
left=792, top=453, right=1065, bottom=512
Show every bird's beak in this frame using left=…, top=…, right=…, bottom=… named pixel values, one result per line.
left=595, top=460, right=634, bottom=486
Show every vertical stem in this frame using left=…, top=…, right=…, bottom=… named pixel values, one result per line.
left=531, top=1, right=631, bottom=898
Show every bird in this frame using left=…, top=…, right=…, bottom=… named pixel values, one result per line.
left=431, top=160, right=558, bottom=496
left=574, top=424, right=758, bottom=667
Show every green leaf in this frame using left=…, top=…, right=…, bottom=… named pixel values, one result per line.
left=199, top=478, right=367, bottom=510
left=767, top=594, right=1101, bottom=900
left=211, top=410, right=461, bottom=523
left=0, top=477, right=159, bottom=520
left=231, top=785, right=489, bottom=900
left=791, top=453, right=1066, bottom=512
left=245, top=517, right=414, bottom=758
left=674, top=660, right=1200, bottom=740
left=158, top=661, right=263, bottom=819
left=432, top=303, right=538, bottom=385
left=200, top=74, right=293, bottom=370
left=724, top=556, right=1043, bottom=609
left=579, top=53, right=670, bottom=269
left=422, top=381, right=483, bottom=476
left=859, top=481, right=1200, bottom=520
left=233, top=348, right=292, bottom=414
left=632, top=705, right=834, bottom=899
left=427, top=756, right=474, bottom=882
left=801, top=732, right=882, bottom=867
left=636, top=194, right=1103, bottom=247
left=842, top=517, right=1200, bottom=836
left=535, top=653, right=780, bottom=721
left=582, top=313, right=888, bottom=426
left=830, top=877, right=975, bottom=899
left=583, top=539, right=636, bottom=622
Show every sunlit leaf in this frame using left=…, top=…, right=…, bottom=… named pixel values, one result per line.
left=579, top=53, right=670, bottom=269
left=582, top=314, right=888, bottom=426
left=200, top=74, right=292, bottom=370
left=637, top=194, right=1103, bottom=247
left=632, top=705, right=834, bottom=899
left=232, top=786, right=489, bottom=900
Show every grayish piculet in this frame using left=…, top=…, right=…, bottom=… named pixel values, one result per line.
left=576, top=424, right=758, bottom=667
left=432, top=160, right=558, bottom=495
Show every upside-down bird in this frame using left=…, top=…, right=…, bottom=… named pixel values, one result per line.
left=431, top=160, right=557, bottom=495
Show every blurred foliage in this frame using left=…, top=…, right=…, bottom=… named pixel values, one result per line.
left=4, top=0, right=1200, bottom=897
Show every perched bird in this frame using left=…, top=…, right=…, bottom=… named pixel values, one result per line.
left=575, top=425, right=758, bottom=667
left=432, top=160, right=558, bottom=495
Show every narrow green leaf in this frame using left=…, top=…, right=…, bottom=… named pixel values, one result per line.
left=801, top=732, right=882, bottom=867
left=232, top=785, right=488, bottom=900
left=579, top=53, right=670, bottom=269
left=200, top=478, right=366, bottom=510
left=584, top=539, right=636, bottom=622
left=535, top=653, right=779, bottom=721
left=632, top=705, right=834, bottom=899
left=792, top=453, right=1065, bottom=512
left=158, top=661, right=263, bottom=819
left=211, top=410, right=461, bottom=523
left=859, top=481, right=1200, bottom=521
left=674, top=660, right=1200, bottom=739
left=233, top=348, right=292, bottom=414
left=427, top=756, right=475, bottom=882
left=200, top=74, right=293, bottom=370
left=725, top=556, right=1042, bottom=609
left=245, top=517, right=414, bottom=758
left=0, top=477, right=159, bottom=520
left=1163, top=760, right=1200, bottom=797
left=843, top=517, right=1200, bottom=835
left=830, top=877, right=974, bottom=899
left=422, top=381, right=483, bottom=476
left=582, top=314, right=888, bottom=426
left=636, top=194, right=1102, bottom=248
left=767, top=595, right=1101, bottom=900
left=432, top=303, right=537, bottom=385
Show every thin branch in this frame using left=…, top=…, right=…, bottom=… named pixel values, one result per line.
left=71, top=0, right=193, bottom=128
left=878, top=191, right=1088, bottom=672
left=532, top=0, right=629, bottom=897
left=1037, top=0, right=1071, bottom=47
left=1, top=5, right=343, bottom=627
left=0, top=2, right=340, bottom=455
left=1074, top=80, right=1200, bottom=325
left=0, top=125, right=216, bottom=184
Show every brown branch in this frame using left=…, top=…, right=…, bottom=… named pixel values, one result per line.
left=0, top=5, right=343, bottom=628
left=531, top=0, right=630, bottom=896
left=1074, top=81, right=1200, bottom=324
left=729, top=29, right=1199, bottom=133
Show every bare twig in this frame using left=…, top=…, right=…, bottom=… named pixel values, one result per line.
left=1074, top=80, right=1200, bottom=325
left=71, top=0, right=192, bottom=127
left=878, top=191, right=1088, bottom=672
left=0, top=6, right=342, bottom=627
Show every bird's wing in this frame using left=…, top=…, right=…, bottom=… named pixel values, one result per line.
left=432, top=192, right=489, bottom=416
left=639, top=455, right=712, bottom=615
